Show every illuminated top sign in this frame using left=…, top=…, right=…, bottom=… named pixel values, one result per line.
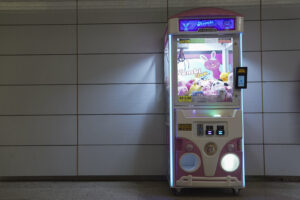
left=179, top=18, right=235, bottom=32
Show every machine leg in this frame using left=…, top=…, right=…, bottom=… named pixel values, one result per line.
left=171, top=188, right=182, bottom=196
left=232, top=188, right=240, bottom=195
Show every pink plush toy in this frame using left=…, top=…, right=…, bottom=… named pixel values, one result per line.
left=224, top=86, right=233, bottom=101
left=178, top=86, right=189, bottom=96
left=199, top=79, right=212, bottom=92
left=178, top=81, right=185, bottom=87
left=200, top=51, right=221, bottom=79
left=185, top=79, right=195, bottom=90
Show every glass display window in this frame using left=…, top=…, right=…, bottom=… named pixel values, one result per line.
left=177, top=37, right=234, bottom=103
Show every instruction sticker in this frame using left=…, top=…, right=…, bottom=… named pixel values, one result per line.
left=178, top=124, right=192, bottom=131
left=178, top=96, right=192, bottom=102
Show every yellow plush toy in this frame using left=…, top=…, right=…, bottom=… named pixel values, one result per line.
left=220, top=72, right=229, bottom=82
left=188, top=82, right=202, bottom=95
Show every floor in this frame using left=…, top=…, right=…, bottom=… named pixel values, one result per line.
left=0, top=181, right=299, bottom=200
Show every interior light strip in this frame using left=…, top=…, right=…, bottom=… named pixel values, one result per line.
left=168, top=34, right=174, bottom=187
left=240, top=32, right=246, bottom=187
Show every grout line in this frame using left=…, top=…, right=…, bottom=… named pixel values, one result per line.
left=78, top=144, right=167, bottom=146
left=0, top=143, right=299, bottom=147
left=0, top=52, right=164, bottom=56
left=0, top=54, right=75, bottom=56
left=76, top=0, right=79, bottom=176
left=248, top=80, right=300, bottom=83
left=0, top=19, right=265, bottom=26
left=0, top=144, right=167, bottom=147
left=78, top=83, right=164, bottom=85
left=0, top=81, right=299, bottom=87
left=245, top=144, right=300, bottom=146
left=166, top=0, right=169, bottom=20
left=0, top=145, right=78, bottom=147
left=78, top=22, right=167, bottom=25
left=261, top=49, right=300, bottom=52
left=0, top=114, right=77, bottom=117
left=2, top=49, right=300, bottom=57
left=0, top=113, right=167, bottom=117
left=0, top=22, right=167, bottom=26
left=259, top=0, right=266, bottom=176
left=0, top=83, right=164, bottom=86
left=0, top=24, right=77, bottom=26
left=261, top=18, right=300, bottom=22
left=0, top=112, right=299, bottom=117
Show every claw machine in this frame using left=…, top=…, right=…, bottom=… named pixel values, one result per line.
left=164, top=8, right=248, bottom=194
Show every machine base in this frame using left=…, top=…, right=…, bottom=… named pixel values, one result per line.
left=170, top=175, right=243, bottom=196
left=176, top=175, right=242, bottom=188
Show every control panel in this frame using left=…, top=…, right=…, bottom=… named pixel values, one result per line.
left=196, top=122, right=227, bottom=137
left=177, top=122, right=228, bottom=137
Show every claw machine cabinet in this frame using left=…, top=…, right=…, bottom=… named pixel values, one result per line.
left=164, top=7, right=247, bottom=194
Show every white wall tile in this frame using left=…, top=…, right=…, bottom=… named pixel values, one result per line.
left=262, top=0, right=300, bottom=20
left=245, top=145, right=264, bottom=175
left=168, top=0, right=260, bottom=20
left=0, top=86, right=76, bottom=115
left=78, top=24, right=165, bottom=54
left=264, top=113, right=300, bottom=144
left=78, top=54, right=163, bottom=84
left=244, top=113, right=263, bottom=144
left=0, top=146, right=76, bottom=176
left=0, top=116, right=76, bottom=145
left=265, top=145, right=300, bottom=176
left=0, top=55, right=76, bottom=85
left=78, top=145, right=166, bottom=175
left=263, top=82, right=300, bottom=112
left=78, top=84, right=164, bottom=114
left=263, top=51, right=300, bottom=81
left=0, top=25, right=76, bottom=55
left=78, top=115, right=165, bottom=145
left=243, top=21, right=261, bottom=52
left=243, top=52, right=261, bottom=82
left=243, top=83, right=262, bottom=113
left=0, top=0, right=76, bottom=25
left=262, top=20, right=300, bottom=51
left=78, top=0, right=167, bottom=23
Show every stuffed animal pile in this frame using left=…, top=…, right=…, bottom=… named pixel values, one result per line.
left=177, top=72, right=233, bottom=102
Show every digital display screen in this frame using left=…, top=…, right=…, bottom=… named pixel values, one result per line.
left=238, top=76, right=245, bottom=88
left=179, top=18, right=235, bottom=32
left=217, top=130, right=225, bottom=135
left=235, top=67, right=248, bottom=89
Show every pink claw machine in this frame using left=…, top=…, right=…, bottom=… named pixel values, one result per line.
left=164, top=7, right=248, bottom=195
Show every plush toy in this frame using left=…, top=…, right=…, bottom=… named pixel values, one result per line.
left=200, top=51, right=221, bottom=79
left=185, top=79, right=195, bottom=90
left=191, top=91, right=204, bottom=96
left=198, top=79, right=210, bottom=91
left=224, top=86, right=233, bottom=102
left=178, top=86, right=189, bottom=96
left=188, top=82, right=202, bottom=96
left=178, top=81, right=185, bottom=87
left=220, top=72, right=229, bottom=82
left=211, top=80, right=225, bottom=91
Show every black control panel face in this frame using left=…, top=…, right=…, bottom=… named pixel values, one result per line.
left=195, top=122, right=227, bottom=137
left=197, top=124, right=204, bottom=136
left=235, top=67, right=248, bottom=89
left=206, top=125, right=214, bottom=136
left=216, top=125, right=225, bottom=135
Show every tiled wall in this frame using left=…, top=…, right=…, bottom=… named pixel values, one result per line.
left=0, top=0, right=299, bottom=177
